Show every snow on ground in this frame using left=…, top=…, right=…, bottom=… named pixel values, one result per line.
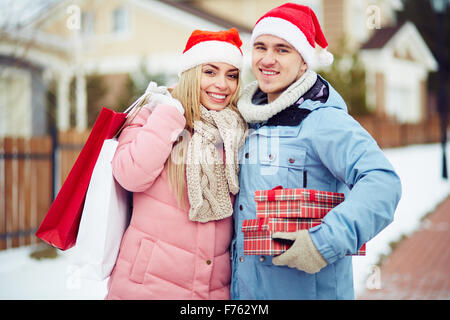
left=353, top=143, right=450, bottom=297
left=0, top=245, right=108, bottom=299
left=0, top=143, right=449, bottom=300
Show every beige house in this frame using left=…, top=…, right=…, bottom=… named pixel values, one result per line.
left=0, top=0, right=438, bottom=137
left=32, top=0, right=257, bottom=132
left=1, top=0, right=254, bottom=135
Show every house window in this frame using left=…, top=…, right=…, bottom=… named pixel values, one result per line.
left=81, top=11, right=95, bottom=35
left=113, top=7, right=128, bottom=34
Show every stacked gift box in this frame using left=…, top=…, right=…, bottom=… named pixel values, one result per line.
left=242, top=186, right=366, bottom=256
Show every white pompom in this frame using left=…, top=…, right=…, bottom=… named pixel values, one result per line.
left=318, top=48, right=334, bottom=66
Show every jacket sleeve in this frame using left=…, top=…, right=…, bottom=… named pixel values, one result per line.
left=307, top=107, right=402, bottom=264
left=112, top=104, right=186, bottom=192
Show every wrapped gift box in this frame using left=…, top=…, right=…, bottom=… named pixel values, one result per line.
left=243, top=217, right=321, bottom=255
left=255, top=186, right=345, bottom=219
left=242, top=217, right=366, bottom=256
left=242, top=186, right=366, bottom=256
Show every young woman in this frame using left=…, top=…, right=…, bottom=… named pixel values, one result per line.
left=105, top=28, right=247, bottom=300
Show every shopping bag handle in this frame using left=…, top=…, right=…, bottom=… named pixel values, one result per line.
left=114, top=94, right=148, bottom=139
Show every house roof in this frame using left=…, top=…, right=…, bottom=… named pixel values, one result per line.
left=361, top=22, right=405, bottom=49
left=24, top=0, right=252, bottom=36
left=361, top=21, right=437, bottom=71
left=157, top=0, right=252, bottom=34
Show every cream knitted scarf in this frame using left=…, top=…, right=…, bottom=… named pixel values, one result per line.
left=186, top=106, right=247, bottom=223
left=238, top=69, right=318, bottom=123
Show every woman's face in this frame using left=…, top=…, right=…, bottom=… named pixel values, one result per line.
left=200, top=62, right=239, bottom=111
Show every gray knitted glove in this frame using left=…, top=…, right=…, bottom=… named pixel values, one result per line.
left=272, top=229, right=327, bottom=274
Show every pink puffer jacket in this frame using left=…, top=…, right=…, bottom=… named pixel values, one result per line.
left=105, top=104, right=233, bottom=300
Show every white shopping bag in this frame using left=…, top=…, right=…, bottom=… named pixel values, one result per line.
left=72, top=138, right=131, bottom=280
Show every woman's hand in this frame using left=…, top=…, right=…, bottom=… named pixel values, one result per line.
left=146, top=93, right=185, bottom=115
left=144, top=81, right=169, bottom=96
left=143, top=81, right=184, bottom=115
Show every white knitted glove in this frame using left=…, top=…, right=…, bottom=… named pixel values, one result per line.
left=146, top=93, right=184, bottom=115
left=144, top=81, right=170, bottom=96
left=272, top=230, right=327, bottom=274
left=143, top=81, right=184, bottom=115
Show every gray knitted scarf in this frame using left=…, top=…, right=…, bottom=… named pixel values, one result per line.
left=186, top=106, right=247, bottom=223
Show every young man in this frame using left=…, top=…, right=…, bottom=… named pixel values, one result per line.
left=231, top=3, right=402, bottom=299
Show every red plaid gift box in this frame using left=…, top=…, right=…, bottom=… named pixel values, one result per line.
left=242, top=217, right=322, bottom=255
left=255, top=186, right=345, bottom=219
left=242, top=186, right=366, bottom=256
left=242, top=217, right=366, bottom=256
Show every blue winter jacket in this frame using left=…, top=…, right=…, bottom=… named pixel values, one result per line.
left=231, top=77, right=402, bottom=300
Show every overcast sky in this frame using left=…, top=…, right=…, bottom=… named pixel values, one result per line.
left=0, top=0, right=60, bottom=29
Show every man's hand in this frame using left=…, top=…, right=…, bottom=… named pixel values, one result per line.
left=272, top=229, right=327, bottom=274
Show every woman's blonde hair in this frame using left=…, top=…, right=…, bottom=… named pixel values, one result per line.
left=166, top=64, right=241, bottom=209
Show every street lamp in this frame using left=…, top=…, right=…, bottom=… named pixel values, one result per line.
left=431, top=0, right=448, bottom=179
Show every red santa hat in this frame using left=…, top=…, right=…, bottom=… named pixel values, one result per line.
left=251, top=3, right=334, bottom=69
left=178, top=28, right=243, bottom=76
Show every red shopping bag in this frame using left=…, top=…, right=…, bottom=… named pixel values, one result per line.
left=36, top=108, right=127, bottom=250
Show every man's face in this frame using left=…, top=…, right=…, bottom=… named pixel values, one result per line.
left=252, top=34, right=307, bottom=103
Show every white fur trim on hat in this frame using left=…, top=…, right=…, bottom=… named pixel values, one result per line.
left=251, top=17, right=318, bottom=68
left=178, top=40, right=243, bottom=76
left=318, top=48, right=334, bottom=65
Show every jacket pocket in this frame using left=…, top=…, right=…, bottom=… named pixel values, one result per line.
left=284, top=146, right=306, bottom=188
left=130, top=238, right=155, bottom=284
left=260, top=146, right=307, bottom=188
left=147, top=240, right=195, bottom=290
left=209, top=252, right=231, bottom=290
